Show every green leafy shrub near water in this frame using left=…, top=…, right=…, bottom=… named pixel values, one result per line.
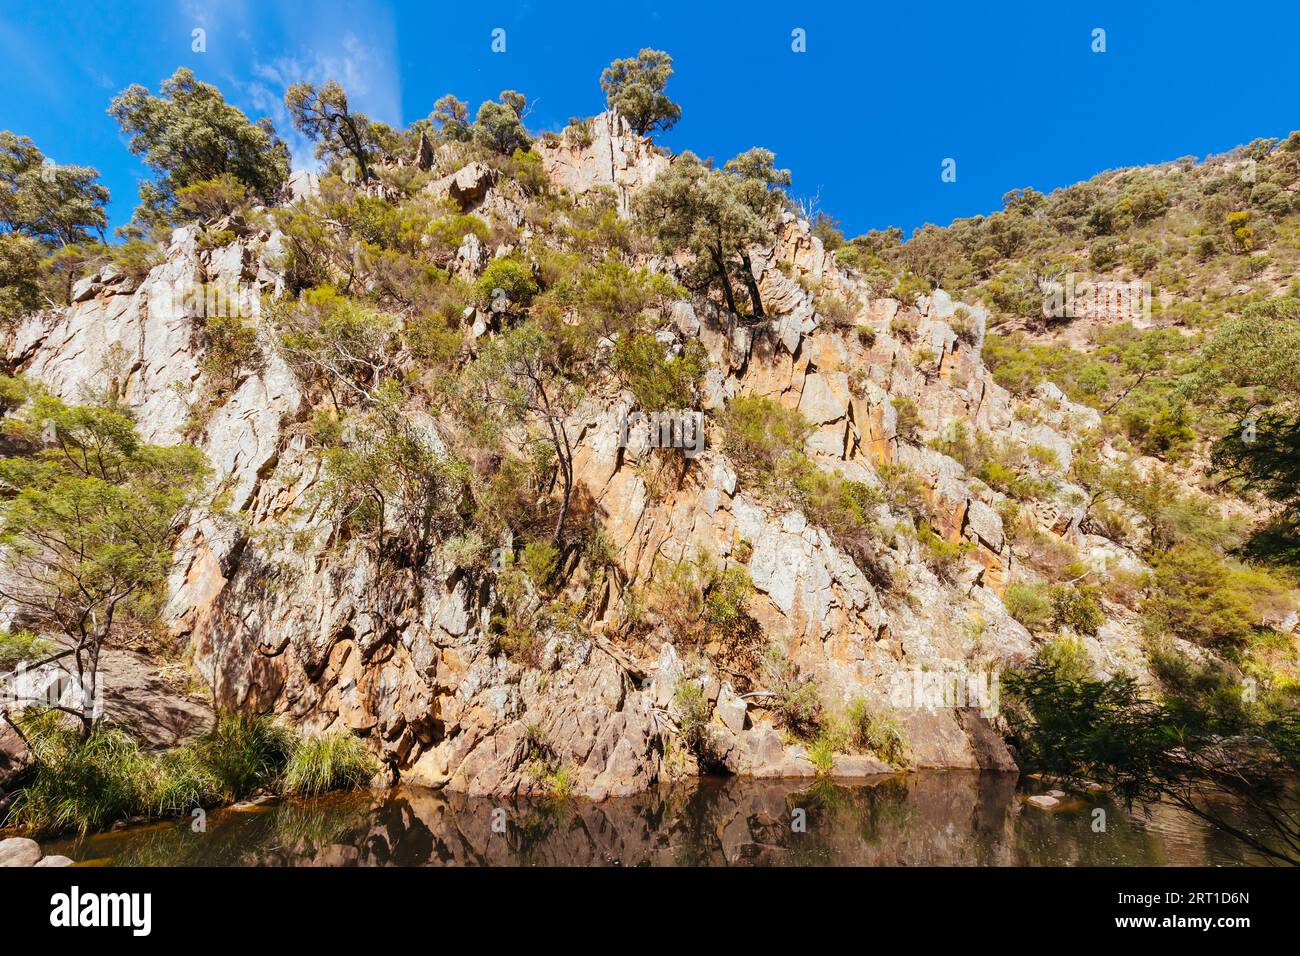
left=5, top=713, right=377, bottom=836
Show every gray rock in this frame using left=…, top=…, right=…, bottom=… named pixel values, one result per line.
left=715, top=683, right=747, bottom=733
left=833, top=753, right=894, bottom=776
left=798, top=372, right=848, bottom=425
left=1026, top=794, right=1060, bottom=810
left=965, top=498, right=1005, bottom=551
left=427, top=162, right=497, bottom=210
left=0, top=837, right=42, bottom=867
left=34, top=855, right=74, bottom=867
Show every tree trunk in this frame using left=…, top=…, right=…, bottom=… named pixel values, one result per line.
left=710, top=246, right=739, bottom=316
left=740, top=250, right=765, bottom=318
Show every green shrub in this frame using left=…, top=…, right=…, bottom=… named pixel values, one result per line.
left=1089, top=236, right=1120, bottom=270
left=0, top=628, right=53, bottom=671
left=519, top=540, right=559, bottom=588
left=5, top=720, right=160, bottom=836
left=891, top=274, right=928, bottom=307
left=815, top=292, right=857, bottom=329
left=1004, top=582, right=1052, bottom=631
left=473, top=257, right=538, bottom=309
left=423, top=213, right=490, bottom=256
left=6, top=711, right=378, bottom=837
left=719, top=395, right=812, bottom=489
left=1035, top=635, right=1093, bottom=684
left=846, top=697, right=908, bottom=766
left=613, top=333, right=708, bottom=412
left=762, top=642, right=823, bottom=739
left=808, top=736, right=836, bottom=776
left=1142, top=545, right=1277, bottom=648
left=1048, top=583, right=1104, bottom=636
left=918, top=522, right=974, bottom=580
left=175, top=173, right=250, bottom=221
left=672, top=678, right=712, bottom=752
left=111, top=238, right=165, bottom=281
left=702, top=564, right=753, bottom=634
left=650, top=551, right=753, bottom=644
left=200, top=312, right=261, bottom=393
left=891, top=396, right=923, bottom=442
left=282, top=731, right=378, bottom=796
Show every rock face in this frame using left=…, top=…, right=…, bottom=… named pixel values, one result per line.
left=1, top=116, right=1160, bottom=800
left=537, top=111, right=671, bottom=215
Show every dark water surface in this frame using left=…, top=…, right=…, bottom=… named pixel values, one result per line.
left=44, top=772, right=1279, bottom=866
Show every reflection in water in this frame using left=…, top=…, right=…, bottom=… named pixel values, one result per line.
left=45, top=771, right=1277, bottom=867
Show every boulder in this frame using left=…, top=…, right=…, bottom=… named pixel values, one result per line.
left=0, top=722, right=30, bottom=796
left=0, top=837, right=42, bottom=867
left=965, top=498, right=1005, bottom=552
left=799, top=372, right=849, bottom=425
left=426, top=162, right=497, bottom=210
left=715, top=683, right=748, bottom=733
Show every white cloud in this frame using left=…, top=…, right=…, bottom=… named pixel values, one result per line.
left=178, top=1, right=402, bottom=172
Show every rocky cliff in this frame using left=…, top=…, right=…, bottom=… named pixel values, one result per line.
left=3, top=113, right=1168, bottom=799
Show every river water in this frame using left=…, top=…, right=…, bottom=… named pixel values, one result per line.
left=43, top=771, right=1278, bottom=866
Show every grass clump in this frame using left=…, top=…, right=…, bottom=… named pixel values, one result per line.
left=189, top=713, right=296, bottom=800
left=282, top=731, right=378, bottom=796
left=5, top=719, right=162, bottom=837
left=846, top=697, right=909, bottom=767
left=5, top=711, right=376, bottom=837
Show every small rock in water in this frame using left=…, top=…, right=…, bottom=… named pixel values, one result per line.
left=1047, top=789, right=1066, bottom=798
left=35, top=855, right=74, bottom=867
left=0, top=837, right=43, bottom=867
left=1026, top=794, right=1060, bottom=810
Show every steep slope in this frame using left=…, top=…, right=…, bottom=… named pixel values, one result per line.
left=2, top=115, right=1251, bottom=799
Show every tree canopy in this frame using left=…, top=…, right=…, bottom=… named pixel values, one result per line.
left=472, top=91, right=531, bottom=155
left=600, top=49, right=681, bottom=137
left=635, top=148, right=789, bottom=316
left=109, top=68, right=290, bottom=223
left=0, top=132, right=109, bottom=247
left=0, top=394, right=209, bottom=737
left=285, top=80, right=400, bottom=183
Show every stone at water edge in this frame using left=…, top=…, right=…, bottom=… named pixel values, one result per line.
left=35, top=855, right=74, bottom=867
left=1026, top=794, right=1060, bottom=810
left=0, top=836, right=42, bottom=867
left=1047, top=789, right=1066, bottom=798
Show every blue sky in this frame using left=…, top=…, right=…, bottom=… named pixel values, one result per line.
left=2, top=0, right=1297, bottom=237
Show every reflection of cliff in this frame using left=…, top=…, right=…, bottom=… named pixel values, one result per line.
left=52, top=774, right=1267, bottom=867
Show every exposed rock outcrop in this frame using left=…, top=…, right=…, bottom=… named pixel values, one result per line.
left=2, top=114, right=1159, bottom=799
